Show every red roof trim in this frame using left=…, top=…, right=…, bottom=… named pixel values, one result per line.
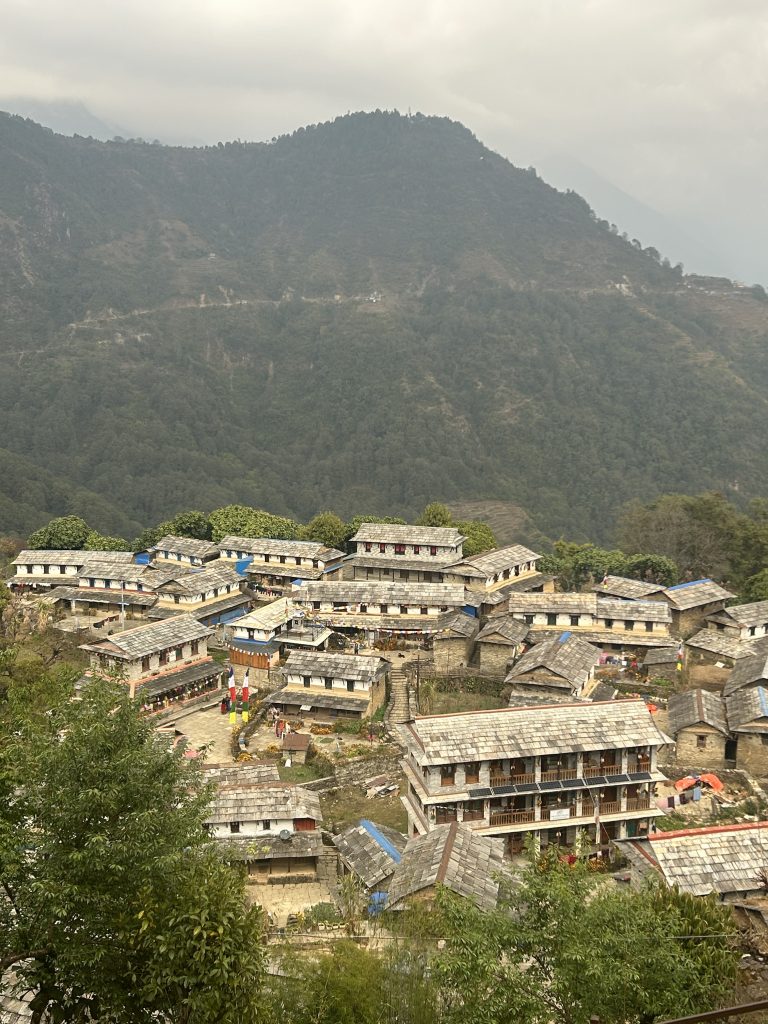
left=413, top=697, right=647, bottom=721
left=649, top=821, right=768, bottom=841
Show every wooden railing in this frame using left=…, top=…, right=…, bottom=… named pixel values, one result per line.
left=541, top=767, right=578, bottom=782
left=489, top=772, right=535, bottom=787
left=600, top=801, right=621, bottom=815
left=627, top=760, right=651, bottom=774
left=626, top=796, right=651, bottom=811
left=541, top=806, right=576, bottom=820
left=489, top=809, right=536, bottom=826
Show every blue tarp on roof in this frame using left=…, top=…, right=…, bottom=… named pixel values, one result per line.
left=135, top=552, right=150, bottom=565
left=667, top=579, right=711, bottom=590
left=360, top=819, right=402, bottom=864
left=557, top=631, right=572, bottom=644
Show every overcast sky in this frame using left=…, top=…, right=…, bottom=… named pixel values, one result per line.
left=2, top=0, right=767, bottom=281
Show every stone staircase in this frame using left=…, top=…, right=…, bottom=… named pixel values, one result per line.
left=387, top=664, right=412, bottom=726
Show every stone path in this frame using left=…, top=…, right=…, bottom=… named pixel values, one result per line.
left=171, top=705, right=237, bottom=760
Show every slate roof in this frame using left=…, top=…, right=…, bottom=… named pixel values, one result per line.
left=333, top=820, right=408, bottom=889
left=476, top=617, right=530, bottom=645
left=263, top=688, right=371, bottom=713
left=231, top=598, right=295, bottom=631
left=723, top=653, right=768, bottom=697
left=619, top=822, right=768, bottom=896
left=443, top=544, right=541, bottom=577
left=283, top=650, right=389, bottom=683
left=643, top=646, right=678, bottom=666
left=725, top=686, right=768, bottom=732
left=434, top=612, right=480, bottom=639
left=406, top=698, right=665, bottom=765
left=150, top=535, right=220, bottom=559
left=78, top=559, right=149, bottom=582
left=596, top=598, right=672, bottom=623
left=43, top=585, right=158, bottom=608
left=387, top=822, right=506, bottom=911
left=347, top=554, right=457, bottom=572
left=685, top=629, right=759, bottom=660
left=156, top=563, right=242, bottom=596
left=80, top=613, right=212, bottom=660
left=508, top=593, right=597, bottom=614
left=13, top=549, right=134, bottom=566
left=716, top=601, right=768, bottom=629
left=592, top=575, right=666, bottom=599
left=351, top=523, right=465, bottom=546
left=662, top=579, right=736, bottom=611
left=201, top=763, right=281, bottom=785
left=204, top=783, right=322, bottom=826
left=667, top=689, right=729, bottom=736
left=247, top=562, right=326, bottom=580
left=218, top=536, right=344, bottom=561
left=294, top=581, right=466, bottom=605
left=136, top=659, right=224, bottom=697
left=505, top=633, right=600, bottom=691
left=523, top=628, right=671, bottom=648
left=222, top=832, right=324, bottom=861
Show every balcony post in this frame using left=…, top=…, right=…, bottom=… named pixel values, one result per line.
left=620, top=748, right=628, bottom=773
left=534, top=756, right=542, bottom=783
left=620, top=786, right=628, bottom=812
left=575, top=752, right=583, bottom=778
left=479, top=761, right=491, bottom=787
left=483, top=798, right=490, bottom=825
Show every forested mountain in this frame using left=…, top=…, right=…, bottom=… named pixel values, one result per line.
left=1, top=109, right=767, bottom=542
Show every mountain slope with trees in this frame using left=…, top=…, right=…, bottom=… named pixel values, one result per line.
left=1, top=109, right=767, bottom=541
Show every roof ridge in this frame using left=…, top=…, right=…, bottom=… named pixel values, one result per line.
left=436, top=821, right=459, bottom=884
left=649, top=821, right=768, bottom=841
left=415, top=696, right=646, bottom=720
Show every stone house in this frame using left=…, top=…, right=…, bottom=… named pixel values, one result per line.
left=684, top=628, right=766, bottom=688
left=149, top=534, right=221, bottom=567
left=79, top=613, right=223, bottom=709
left=641, top=646, right=679, bottom=681
left=431, top=613, right=480, bottom=673
left=227, top=598, right=334, bottom=674
left=475, top=617, right=530, bottom=675
left=203, top=782, right=335, bottom=885
left=592, top=575, right=666, bottom=601
left=217, top=536, right=345, bottom=597
left=667, top=689, right=731, bottom=769
left=705, top=600, right=768, bottom=642
left=505, top=593, right=672, bottom=651
left=264, top=650, right=390, bottom=722
left=347, top=523, right=464, bottom=582
left=386, top=821, right=508, bottom=911
left=150, top=562, right=250, bottom=626
left=10, top=549, right=135, bottom=591
left=441, top=544, right=551, bottom=598
left=333, top=819, right=407, bottom=894
left=659, top=579, right=736, bottom=639
left=504, top=632, right=601, bottom=703
left=617, top=822, right=768, bottom=899
left=290, top=581, right=468, bottom=637
left=401, top=698, right=665, bottom=855
left=724, top=686, right=768, bottom=775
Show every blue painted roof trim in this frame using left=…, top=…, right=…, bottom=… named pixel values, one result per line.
left=667, top=579, right=712, bottom=591
left=360, top=819, right=402, bottom=863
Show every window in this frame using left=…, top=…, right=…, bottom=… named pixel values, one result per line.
left=413, top=545, right=420, bottom=555
left=43, top=564, right=50, bottom=574
left=465, top=761, right=480, bottom=784
left=624, top=620, right=634, bottom=631
left=440, top=765, right=455, bottom=786
left=324, top=677, right=333, bottom=689
left=524, top=614, right=534, bottom=625
left=279, top=555, right=286, bottom=564
left=696, top=735, right=707, bottom=749
left=547, top=613, right=557, bottom=626
left=570, top=615, right=579, bottom=626
left=605, top=618, right=614, bottom=629
left=191, top=640, right=199, bottom=655
left=750, top=626, right=757, bottom=636
left=379, top=543, right=386, bottom=553
left=159, top=650, right=168, bottom=665
left=364, top=543, right=372, bottom=553
left=175, top=647, right=183, bottom=660
left=360, top=603, right=368, bottom=613
left=313, top=601, right=321, bottom=610
left=645, top=621, right=654, bottom=632
left=429, top=546, right=437, bottom=556
left=303, top=676, right=311, bottom=688
left=420, top=606, right=428, bottom=615
left=346, top=680, right=355, bottom=692
left=394, top=544, right=406, bottom=555
left=400, top=605, right=409, bottom=615
left=141, top=656, right=150, bottom=672
left=262, top=820, right=271, bottom=831
left=229, top=822, right=240, bottom=834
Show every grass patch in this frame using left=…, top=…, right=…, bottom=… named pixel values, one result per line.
left=277, top=762, right=328, bottom=784
left=321, top=780, right=407, bottom=834
left=430, top=691, right=506, bottom=715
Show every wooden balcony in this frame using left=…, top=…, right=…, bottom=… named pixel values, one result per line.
left=489, top=772, right=535, bottom=787
left=489, top=809, right=536, bottom=826
left=541, top=805, right=576, bottom=821
left=626, top=796, right=651, bottom=811
left=599, top=801, right=621, bottom=815
left=627, top=760, right=651, bottom=774
left=541, top=767, right=578, bottom=782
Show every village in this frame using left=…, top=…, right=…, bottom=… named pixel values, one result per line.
left=8, top=520, right=768, bottom=941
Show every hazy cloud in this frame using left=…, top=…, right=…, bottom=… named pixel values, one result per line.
left=1, top=0, right=766, bottom=280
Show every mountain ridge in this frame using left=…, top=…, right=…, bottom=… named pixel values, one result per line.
left=0, top=109, right=766, bottom=542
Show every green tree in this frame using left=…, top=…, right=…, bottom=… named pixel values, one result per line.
left=0, top=681, right=266, bottom=1023
left=208, top=504, right=300, bottom=543
left=27, top=515, right=91, bottom=550
left=163, top=510, right=212, bottom=540
left=302, top=511, right=348, bottom=550
left=455, top=520, right=496, bottom=558
left=742, top=568, right=768, bottom=602
left=433, top=844, right=738, bottom=1024
left=416, top=502, right=453, bottom=528
left=84, top=529, right=129, bottom=550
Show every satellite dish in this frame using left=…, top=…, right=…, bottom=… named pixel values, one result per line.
left=279, top=829, right=292, bottom=842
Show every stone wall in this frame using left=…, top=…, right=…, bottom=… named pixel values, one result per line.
left=477, top=642, right=515, bottom=677
left=675, top=726, right=728, bottom=771
left=432, top=636, right=474, bottom=674
left=736, top=733, right=768, bottom=776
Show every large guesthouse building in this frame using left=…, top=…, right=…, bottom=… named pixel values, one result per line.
left=401, top=699, right=666, bottom=855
